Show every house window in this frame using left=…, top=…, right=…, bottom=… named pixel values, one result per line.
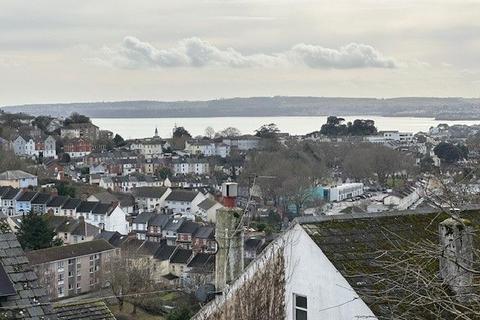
left=294, top=294, right=307, bottom=320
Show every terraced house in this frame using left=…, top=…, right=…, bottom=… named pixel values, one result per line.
left=0, top=186, right=22, bottom=216
left=164, top=189, right=206, bottom=216
left=12, top=135, right=56, bottom=159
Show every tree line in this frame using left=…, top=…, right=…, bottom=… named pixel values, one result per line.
left=241, top=138, right=417, bottom=216
left=319, top=116, right=378, bottom=136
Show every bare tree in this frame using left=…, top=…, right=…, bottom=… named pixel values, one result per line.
left=242, top=141, right=326, bottom=214
left=0, top=148, right=32, bottom=172
left=352, top=230, right=480, bottom=320
left=342, top=146, right=373, bottom=181
left=108, top=247, right=155, bottom=314
left=204, top=127, right=215, bottom=139
left=216, top=127, right=241, bottom=138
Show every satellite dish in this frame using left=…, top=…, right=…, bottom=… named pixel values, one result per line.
left=195, top=283, right=216, bottom=303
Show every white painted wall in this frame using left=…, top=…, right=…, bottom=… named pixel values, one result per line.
left=284, top=224, right=376, bottom=320
left=193, top=223, right=377, bottom=320
left=204, top=202, right=223, bottom=223
left=166, top=193, right=205, bottom=214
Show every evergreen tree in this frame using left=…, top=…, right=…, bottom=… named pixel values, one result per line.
left=113, top=134, right=126, bottom=147
left=320, top=116, right=348, bottom=136
left=17, top=212, right=62, bottom=250
left=57, top=182, right=76, bottom=197
left=434, top=142, right=467, bottom=163
left=64, top=112, right=90, bottom=126
left=173, top=126, right=191, bottom=138
left=157, top=167, right=172, bottom=179
left=255, top=123, right=280, bottom=139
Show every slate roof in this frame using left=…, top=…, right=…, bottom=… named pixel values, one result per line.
left=163, top=218, right=185, bottom=232
left=91, top=191, right=135, bottom=207
left=46, top=196, right=69, bottom=208
left=133, top=211, right=156, bottom=225
left=53, top=300, right=116, bottom=320
left=153, top=245, right=177, bottom=261
left=120, top=238, right=143, bottom=254
left=194, top=226, right=214, bottom=239
left=54, top=218, right=100, bottom=237
left=149, top=214, right=170, bottom=228
left=0, top=170, right=36, bottom=180
left=165, top=190, right=199, bottom=202
left=16, top=191, right=38, bottom=202
left=297, top=210, right=480, bottom=319
left=187, top=253, right=214, bottom=271
left=76, top=201, right=99, bottom=213
left=0, top=220, right=57, bottom=319
left=30, top=193, right=51, bottom=205
left=94, top=231, right=127, bottom=248
left=26, top=240, right=115, bottom=265
left=0, top=263, right=15, bottom=297
left=92, top=203, right=115, bottom=216
left=111, top=192, right=135, bottom=207
left=0, top=186, right=11, bottom=197
left=197, top=198, right=220, bottom=211
left=132, top=186, right=169, bottom=199
left=177, top=220, right=199, bottom=235
left=120, top=238, right=162, bottom=256
left=2, top=187, right=21, bottom=200
left=61, top=198, right=82, bottom=210
left=138, top=241, right=163, bottom=256
left=170, top=248, right=193, bottom=264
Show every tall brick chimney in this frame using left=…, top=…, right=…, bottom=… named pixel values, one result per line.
left=439, top=217, right=475, bottom=303
left=215, top=182, right=244, bottom=292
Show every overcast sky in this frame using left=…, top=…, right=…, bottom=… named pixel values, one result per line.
left=1, top=0, right=479, bottom=105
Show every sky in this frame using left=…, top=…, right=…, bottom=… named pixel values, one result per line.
left=1, top=0, right=479, bottom=105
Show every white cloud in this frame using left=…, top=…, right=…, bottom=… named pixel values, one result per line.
left=288, top=42, right=396, bottom=69
left=91, top=36, right=397, bottom=70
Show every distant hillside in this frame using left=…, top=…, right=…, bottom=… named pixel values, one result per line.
left=3, top=97, right=480, bottom=119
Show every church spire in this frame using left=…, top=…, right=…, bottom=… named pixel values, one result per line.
left=154, top=127, right=159, bottom=137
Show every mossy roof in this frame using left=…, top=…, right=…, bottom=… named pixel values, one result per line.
left=299, top=210, right=480, bottom=318
left=53, top=300, right=116, bottom=320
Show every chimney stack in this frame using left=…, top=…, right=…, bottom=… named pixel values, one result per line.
left=215, top=182, right=244, bottom=292
left=221, top=182, right=238, bottom=208
left=439, top=218, right=475, bottom=303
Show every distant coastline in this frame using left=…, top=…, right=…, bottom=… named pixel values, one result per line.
left=2, top=96, right=480, bottom=119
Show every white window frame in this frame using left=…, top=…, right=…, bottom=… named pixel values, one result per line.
left=293, top=293, right=307, bottom=320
